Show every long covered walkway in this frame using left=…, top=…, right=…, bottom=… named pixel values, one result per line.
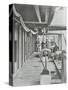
left=9, top=4, right=66, bottom=86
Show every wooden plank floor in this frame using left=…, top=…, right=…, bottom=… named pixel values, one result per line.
left=13, top=53, right=59, bottom=86
left=13, top=54, right=43, bottom=86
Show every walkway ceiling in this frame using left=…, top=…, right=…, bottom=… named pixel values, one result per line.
left=12, top=4, right=66, bottom=33
left=15, top=4, right=55, bottom=25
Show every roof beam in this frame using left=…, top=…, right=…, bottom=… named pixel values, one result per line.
left=13, top=17, right=66, bottom=30
left=48, top=26, right=66, bottom=30
left=45, top=8, right=49, bottom=23
left=34, top=5, right=41, bottom=23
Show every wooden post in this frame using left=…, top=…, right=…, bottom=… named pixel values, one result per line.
left=23, top=30, right=25, bottom=64
left=58, top=34, right=62, bottom=50
left=19, top=25, right=22, bottom=68
left=13, top=22, right=19, bottom=73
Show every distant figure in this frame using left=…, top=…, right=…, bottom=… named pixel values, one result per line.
left=41, top=41, right=45, bottom=49
left=53, top=42, right=59, bottom=52
left=50, top=41, right=59, bottom=52
left=45, top=39, right=49, bottom=48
